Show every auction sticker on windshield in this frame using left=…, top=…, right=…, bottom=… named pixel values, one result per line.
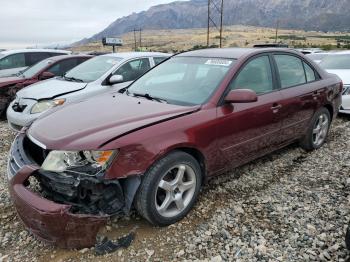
left=205, top=59, right=233, bottom=66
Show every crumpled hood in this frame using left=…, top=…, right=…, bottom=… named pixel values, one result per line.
left=326, top=70, right=350, bottom=85
left=0, top=76, right=24, bottom=88
left=17, top=78, right=87, bottom=100
left=28, top=93, right=200, bottom=150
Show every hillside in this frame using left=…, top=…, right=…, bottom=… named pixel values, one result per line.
left=75, top=0, right=350, bottom=46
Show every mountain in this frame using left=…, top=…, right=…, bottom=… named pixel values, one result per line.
left=75, top=0, right=350, bottom=45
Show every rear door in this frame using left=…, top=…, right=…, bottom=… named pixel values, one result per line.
left=273, top=53, right=320, bottom=143
left=216, top=54, right=285, bottom=168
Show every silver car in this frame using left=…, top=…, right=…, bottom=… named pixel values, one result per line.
left=7, top=52, right=170, bottom=131
left=318, top=51, right=350, bottom=114
left=0, top=49, right=71, bottom=77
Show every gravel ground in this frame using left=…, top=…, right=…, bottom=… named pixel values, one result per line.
left=0, top=115, right=349, bottom=261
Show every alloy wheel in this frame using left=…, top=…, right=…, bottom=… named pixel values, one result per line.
left=155, top=164, right=197, bottom=218
left=312, top=113, right=329, bottom=147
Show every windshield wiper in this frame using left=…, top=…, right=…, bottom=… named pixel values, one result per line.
left=132, top=92, right=167, bottom=103
left=63, top=76, right=84, bottom=83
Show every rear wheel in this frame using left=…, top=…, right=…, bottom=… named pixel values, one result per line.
left=135, top=151, right=202, bottom=226
left=300, top=108, right=331, bottom=151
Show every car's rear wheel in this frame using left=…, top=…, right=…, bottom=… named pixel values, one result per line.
left=300, top=107, right=331, bottom=151
left=135, top=151, right=202, bottom=226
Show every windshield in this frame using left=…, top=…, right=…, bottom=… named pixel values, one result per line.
left=0, top=54, right=5, bottom=60
left=21, top=59, right=54, bottom=78
left=127, top=56, right=236, bottom=106
left=65, top=56, right=122, bottom=82
left=319, top=54, right=350, bottom=70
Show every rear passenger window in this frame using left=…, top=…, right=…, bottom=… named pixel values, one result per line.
left=25, top=52, right=50, bottom=66
left=274, top=55, right=306, bottom=88
left=303, top=62, right=316, bottom=82
left=154, top=57, right=167, bottom=65
left=0, top=53, right=26, bottom=70
left=230, top=56, right=273, bottom=95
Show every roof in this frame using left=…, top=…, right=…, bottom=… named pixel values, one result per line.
left=44, top=54, right=93, bottom=62
left=328, top=50, right=350, bottom=55
left=102, top=52, right=171, bottom=59
left=177, top=48, right=297, bottom=59
left=0, top=49, right=71, bottom=56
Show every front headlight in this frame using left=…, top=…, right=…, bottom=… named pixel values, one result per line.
left=31, top=99, right=65, bottom=114
left=41, top=150, right=117, bottom=175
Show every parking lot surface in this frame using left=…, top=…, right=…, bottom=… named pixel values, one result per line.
left=0, top=116, right=349, bottom=261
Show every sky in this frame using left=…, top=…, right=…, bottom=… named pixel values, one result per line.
left=0, top=0, right=186, bottom=49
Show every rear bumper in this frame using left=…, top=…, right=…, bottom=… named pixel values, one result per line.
left=9, top=165, right=107, bottom=249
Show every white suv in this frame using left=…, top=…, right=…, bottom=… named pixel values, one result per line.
left=0, top=49, right=71, bottom=77
left=7, top=52, right=170, bottom=131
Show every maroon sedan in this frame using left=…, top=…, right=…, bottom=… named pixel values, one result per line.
left=7, top=48, right=342, bottom=248
left=0, top=55, right=92, bottom=118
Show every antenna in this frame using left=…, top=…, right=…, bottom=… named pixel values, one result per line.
left=207, top=0, right=224, bottom=48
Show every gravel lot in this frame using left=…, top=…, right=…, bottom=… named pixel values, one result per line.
left=0, top=115, right=349, bottom=261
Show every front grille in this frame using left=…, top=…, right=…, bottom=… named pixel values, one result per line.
left=7, top=134, right=48, bottom=179
left=8, top=135, right=33, bottom=179
left=12, top=102, right=27, bottom=113
left=23, top=136, right=49, bottom=166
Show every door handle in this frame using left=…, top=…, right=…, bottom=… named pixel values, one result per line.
left=271, top=103, right=282, bottom=110
left=312, top=91, right=321, bottom=97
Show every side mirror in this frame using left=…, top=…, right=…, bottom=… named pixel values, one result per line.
left=39, top=71, right=55, bottom=80
left=109, top=75, right=124, bottom=85
left=225, top=89, right=258, bottom=103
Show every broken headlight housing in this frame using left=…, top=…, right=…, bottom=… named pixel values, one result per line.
left=31, top=99, right=66, bottom=114
left=41, top=150, right=117, bottom=175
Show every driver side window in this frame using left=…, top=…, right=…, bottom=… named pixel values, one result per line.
left=114, top=58, right=151, bottom=82
left=230, top=56, right=273, bottom=95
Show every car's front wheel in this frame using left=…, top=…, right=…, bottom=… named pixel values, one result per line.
left=135, top=151, right=202, bottom=226
left=300, top=107, right=331, bottom=151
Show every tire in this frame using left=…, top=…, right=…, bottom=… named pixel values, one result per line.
left=300, top=107, right=331, bottom=151
left=135, top=151, right=202, bottom=226
left=346, top=225, right=350, bottom=250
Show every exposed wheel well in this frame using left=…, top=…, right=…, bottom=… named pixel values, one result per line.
left=176, top=147, right=206, bottom=181
left=324, top=104, right=334, bottom=121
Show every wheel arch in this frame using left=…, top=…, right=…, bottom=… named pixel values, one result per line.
left=323, top=103, right=334, bottom=121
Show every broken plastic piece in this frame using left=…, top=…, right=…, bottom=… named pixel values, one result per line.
left=95, top=232, right=135, bottom=256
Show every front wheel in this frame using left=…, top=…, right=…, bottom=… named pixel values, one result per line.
left=135, top=151, right=202, bottom=226
left=300, top=108, right=331, bottom=151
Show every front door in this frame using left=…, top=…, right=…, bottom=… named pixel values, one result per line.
left=216, top=55, right=284, bottom=168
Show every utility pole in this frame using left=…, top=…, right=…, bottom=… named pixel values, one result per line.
left=134, top=29, right=137, bottom=51
left=275, top=20, right=279, bottom=43
left=207, top=0, right=224, bottom=48
left=207, top=0, right=210, bottom=47
left=133, top=28, right=142, bottom=51
left=219, top=0, right=223, bottom=48
left=139, top=28, right=142, bottom=50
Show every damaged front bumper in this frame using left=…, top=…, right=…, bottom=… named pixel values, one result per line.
left=7, top=133, right=140, bottom=249
left=9, top=166, right=107, bottom=248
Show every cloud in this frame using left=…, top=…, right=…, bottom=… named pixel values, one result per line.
left=0, top=0, right=187, bottom=48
